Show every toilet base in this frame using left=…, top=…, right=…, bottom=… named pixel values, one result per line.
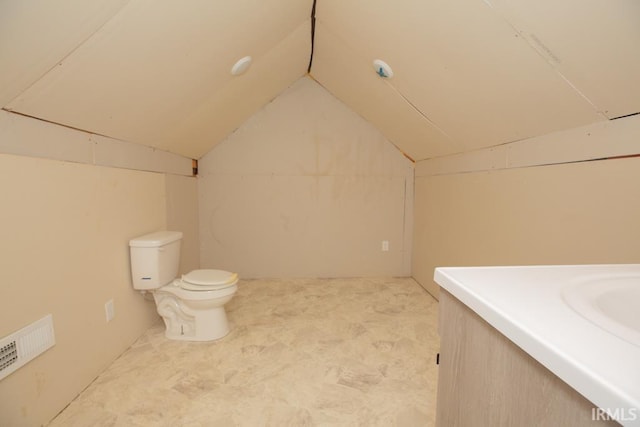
left=153, top=293, right=233, bottom=342
left=162, top=305, right=230, bottom=341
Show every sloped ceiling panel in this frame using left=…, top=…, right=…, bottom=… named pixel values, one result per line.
left=485, top=0, right=640, bottom=120
left=156, top=22, right=310, bottom=158
left=3, top=1, right=638, bottom=163
left=0, top=0, right=129, bottom=107
left=312, top=23, right=458, bottom=161
left=313, top=0, right=608, bottom=161
left=6, top=0, right=312, bottom=159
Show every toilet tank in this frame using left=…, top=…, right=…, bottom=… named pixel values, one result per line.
left=129, top=231, right=183, bottom=290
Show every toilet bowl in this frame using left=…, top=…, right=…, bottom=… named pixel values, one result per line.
left=153, top=270, right=238, bottom=341
left=129, top=231, right=239, bottom=342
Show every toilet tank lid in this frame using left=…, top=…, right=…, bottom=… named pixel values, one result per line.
left=129, top=231, right=183, bottom=247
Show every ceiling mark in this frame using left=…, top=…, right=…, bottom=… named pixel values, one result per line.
left=307, top=0, right=317, bottom=73
left=610, top=111, right=640, bottom=121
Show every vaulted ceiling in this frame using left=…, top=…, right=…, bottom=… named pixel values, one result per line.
left=2, top=1, right=639, bottom=161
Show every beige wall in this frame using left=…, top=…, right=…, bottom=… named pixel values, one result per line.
left=166, top=174, right=200, bottom=274
left=198, top=77, right=414, bottom=278
left=413, top=155, right=640, bottom=297
left=0, top=126, right=199, bottom=425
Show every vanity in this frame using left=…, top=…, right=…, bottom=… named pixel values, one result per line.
left=434, top=265, right=640, bottom=427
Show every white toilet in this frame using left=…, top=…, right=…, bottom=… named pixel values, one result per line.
left=129, top=231, right=238, bottom=341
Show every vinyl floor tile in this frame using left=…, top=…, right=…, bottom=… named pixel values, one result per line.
left=48, top=277, right=439, bottom=427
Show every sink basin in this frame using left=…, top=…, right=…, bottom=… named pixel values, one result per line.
left=563, top=275, right=640, bottom=347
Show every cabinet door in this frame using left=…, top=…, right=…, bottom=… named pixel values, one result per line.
left=436, top=289, right=618, bottom=427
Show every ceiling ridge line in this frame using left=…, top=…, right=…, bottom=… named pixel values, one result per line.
left=307, top=0, right=318, bottom=73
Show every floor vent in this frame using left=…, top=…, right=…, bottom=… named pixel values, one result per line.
left=0, top=314, right=55, bottom=381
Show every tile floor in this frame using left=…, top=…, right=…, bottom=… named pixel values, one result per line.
left=49, top=277, right=440, bottom=426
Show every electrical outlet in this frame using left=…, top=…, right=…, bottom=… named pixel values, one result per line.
left=105, top=299, right=115, bottom=322
left=382, top=240, right=389, bottom=252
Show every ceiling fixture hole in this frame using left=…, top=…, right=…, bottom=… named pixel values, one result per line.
left=373, top=59, right=393, bottom=78
left=231, top=56, right=252, bottom=76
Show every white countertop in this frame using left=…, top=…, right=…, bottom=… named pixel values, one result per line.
left=434, top=264, right=640, bottom=426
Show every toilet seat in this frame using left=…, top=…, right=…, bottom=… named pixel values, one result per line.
left=159, top=281, right=237, bottom=301
left=178, top=269, right=238, bottom=291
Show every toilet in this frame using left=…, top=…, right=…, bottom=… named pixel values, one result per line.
left=129, top=231, right=238, bottom=341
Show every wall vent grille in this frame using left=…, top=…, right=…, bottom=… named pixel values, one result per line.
left=0, top=341, right=18, bottom=371
left=0, top=314, right=55, bottom=381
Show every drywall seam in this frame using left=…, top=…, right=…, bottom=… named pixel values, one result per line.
left=0, top=109, right=192, bottom=176
left=480, top=0, right=607, bottom=121
left=402, top=174, right=414, bottom=276
left=416, top=114, right=640, bottom=177
left=3, top=1, right=132, bottom=108
left=3, top=0, right=130, bottom=105
left=306, top=73, right=417, bottom=164
left=381, top=82, right=453, bottom=147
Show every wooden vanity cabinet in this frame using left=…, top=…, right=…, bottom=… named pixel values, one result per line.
left=436, top=289, right=619, bottom=427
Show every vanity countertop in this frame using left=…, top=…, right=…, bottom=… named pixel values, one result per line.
left=434, top=264, right=640, bottom=426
